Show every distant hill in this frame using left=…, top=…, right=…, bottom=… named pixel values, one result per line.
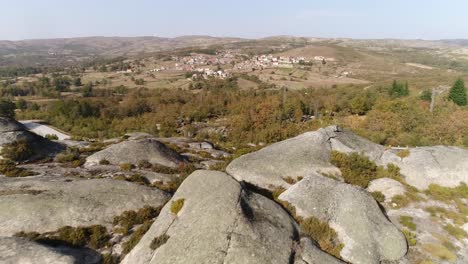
left=0, top=36, right=245, bottom=67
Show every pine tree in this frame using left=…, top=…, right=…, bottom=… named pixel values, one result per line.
left=389, top=80, right=409, bottom=98
left=448, top=78, right=467, bottom=106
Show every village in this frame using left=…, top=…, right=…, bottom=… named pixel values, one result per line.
left=140, top=50, right=337, bottom=80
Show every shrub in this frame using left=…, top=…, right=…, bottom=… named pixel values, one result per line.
left=330, top=151, right=403, bottom=188
left=122, top=221, right=153, bottom=254
left=282, top=176, right=302, bottom=185
left=425, top=183, right=468, bottom=202
left=399, top=215, right=417, bottom=231
left=56, top=147, right=81, bottom=163
left=443, top=224, right=467, bottom=240
left=120, top=163, right=135, bottom=171
left=170, top=199, right=185, bottom=214
left=390, top=194, right=410, bottom=208
left=151, top=164, right=179, bottom=174
left=45, top=134, right=59, bottom=140
left=0, top=99, right=16, bottom=118
left=448, top=78, right=467, bottom=106
left=113, top=206, right=161, bottom=235
left=300, top=217, right=344, bottom=259
left=126, top=174, right=150, bottom=185
left=99, top=159, right=110, bottom=165
left=138, top=160, right=152, bottom=169
left=330, top=151, right=378, bottom=188
left=149, top=234, right=170, bottom=250
left=396, top=149, right=410, bottom=159
left=272, top=187, right=286, bottom=201
left=421, top=244, right=456, bottom=262
left=402, top=229, right=417, bottom=246
left=16, top=225, right=110, bottom=250
left=152, top=164, right=196, bottom=193
left=1, top=139, right=34, bottom=161
left=0, top=160, right=36, bottom=177
left=101, top=253, right=118, bottom=264
left=371, top=191, right=385, bottom=203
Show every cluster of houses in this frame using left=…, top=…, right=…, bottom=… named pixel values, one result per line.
left=173, top=51, right=237, bottom=71
left=234, top=54, right=311, bottom=71
left=148, top=67, right=167, bottom=73
left=191, top=68, right=230, bottom=79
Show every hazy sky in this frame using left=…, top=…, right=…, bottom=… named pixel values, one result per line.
left=1, top=0, right=467, bottom=40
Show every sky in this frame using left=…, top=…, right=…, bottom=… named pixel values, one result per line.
left=1, top=0, right=467, bottom=41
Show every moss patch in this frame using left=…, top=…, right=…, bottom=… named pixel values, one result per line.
left=149, top=234, right=170, bottom=250
left=170, top=199, right=185, bottom=215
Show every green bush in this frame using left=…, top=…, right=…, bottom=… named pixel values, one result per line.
left=138, top=160, right=152, bottom=169
left=0, top=99, right=16, bottom=118
left=120, top=163, right=135, bottom=171
left=402, top=229, right=417, bottom=246
left=390, top=194, right=411, bottom=208
left=425, top=183, right=468, bottom=202
left=0, top=160, right=37, bottom=177
left=113, top=206, right=161, bottom=235
left=399, top=215, right=417, bottom=231
left=56, top=147, right=81, bottom=163
left=371, top=191, right=385, bottom=203
left=444, top=224, right=467, bottom=240
left=330, top=151, right=402, bottom=188
left=151, top=164, right=179, bottom=174
left=300, top=217, right=344, bottom=259
left=122, top=221, right=153, bottom=254
left=1, top=139, right=34, bottom=161
left=170, top=199, right=185, bottom=215
left=99, top=159, right=110, bottom=165
left=45, top=134, right=59, bottom=140
left=150, top=234, right=170, bottom=250
left=16, top=225, right=110, bottom=250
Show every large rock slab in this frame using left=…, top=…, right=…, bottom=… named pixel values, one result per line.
left=0, top=117, right=64, bottom=160
left=85, top=138, right=185, bottom=167
left=226, top=126, right=384, bottom=191
left=123, top=170, right=338, bottom=264
left=380, top=146, right=468, bottom=190
left=0, top=176, right=170, bottom=236
left=279, top=174, right=407, bottom=264
left=0, top=237, right=100, bottom=264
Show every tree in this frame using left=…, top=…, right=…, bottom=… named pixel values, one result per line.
left=389, top=80, right=409, bottom=98
left=0, top=99, right=16, bottom=118
left=448, top=78, right=467, bottom=106
left=73, top=77, right=82, bottom=87
left=420, top=90, right=432, bottom=102
left=16, top=98, right=27, bottom=111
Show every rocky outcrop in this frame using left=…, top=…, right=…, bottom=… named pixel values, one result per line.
left=380, top=146, right=468, bottom=189
left=227, top=126, right=468, bottom=191
left=367, top=178, right=406, bottom=201
left=0, top=176, right=170, bottom=236
left=226, top=126, right=384, bottom=191
left=0, top=117, right=63, bottom=160
left=0, top=237, right=101, bottom=264
left=85, top=138, right=185, bottom=167
left=279, top=174, right=407, bottom=264
left=122, top=170, right=342, bottom=264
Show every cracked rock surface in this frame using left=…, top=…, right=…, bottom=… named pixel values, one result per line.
left=380, top=146, right=468, bottom=189
left=0, top=176, right=170, bottom=236
left=122, top=170, right=335, bottom=264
